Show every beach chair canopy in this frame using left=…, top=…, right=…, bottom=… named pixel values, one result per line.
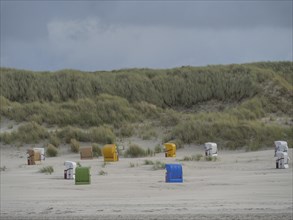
left=274, top=141, right=288, bottom=153
left=64, top=161, right=77, bottom=169
left=164, top=143, right=176, bottom=157
left=204, top=142, right=218, bottom=156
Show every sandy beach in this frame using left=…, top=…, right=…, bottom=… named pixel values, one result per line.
left=1, top=143, right=292, bottom=220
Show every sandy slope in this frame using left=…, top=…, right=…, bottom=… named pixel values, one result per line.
left=1, top=144, right=292, bottom=220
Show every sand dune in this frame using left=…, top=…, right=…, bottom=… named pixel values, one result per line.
left=1, top=144, right=292, bottom=220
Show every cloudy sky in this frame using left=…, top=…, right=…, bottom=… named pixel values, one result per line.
left=1, top=0, right=292, bottom=71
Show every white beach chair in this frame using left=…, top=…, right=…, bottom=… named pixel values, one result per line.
left=205, top=142, right=218, bottom=157
left=64, top=161, right=77, bottom=179
left=275, top=151, right=289, bottom=169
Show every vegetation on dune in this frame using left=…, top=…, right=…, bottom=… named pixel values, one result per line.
left=98, top=170, right=107, bottom=176
left=167, top=113, right=292, bottom=150
left=143, top=160, right=165, bottom=170
left=154, top=144, right=163, bottom=153
left=0, top=166, right=7, bottom=172
left=181, top=154, right=203, bottom=161
left=39, top=166, right=54, bottom=174
left=92, top=143, right=102, bottom=157
left=138, top=124, right=158, bottom=140
left=48, top=134, right=61, bottom=148
left=55, top=125, right=116, bottom=144
left=0, top=62, right=292, bottom=150
left=152, top=161, right=166, bottom=170
left=124, top=144, right=154, bottom=158
left=0, top=94, right=139, bottom=127
left=46, top=144, right=58, bottom=157
left=70, top=138, right=80, bottom=153
left=0, top=122, right=48, bottom=144
left=1, top=63, right=277, bottom=106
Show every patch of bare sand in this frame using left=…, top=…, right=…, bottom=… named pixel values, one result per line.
left=1, top=144, right=292, bottom=220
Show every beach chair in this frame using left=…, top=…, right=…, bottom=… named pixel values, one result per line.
left=102, top=144, right=119, bottom=162
left=33, top=148, right=45, bottom=160
left=204, top=142, right=218, bottom=157
left=27, top=149, right=36, bottom=165
left=75, top=167, right=91, bottom=185
left=275, top=151, right=289, bottom=169
left=80, top=146, right=93, bottom=160
left=164, top=143, right=176, bottom=157
left=274, top=141, right=290, bottom=169
left=64, top=161, right=77, bottom=179
left=165, top=164, right=183, bottom=183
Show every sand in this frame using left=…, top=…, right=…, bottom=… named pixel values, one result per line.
left=1, top=144, right=292, bottom=220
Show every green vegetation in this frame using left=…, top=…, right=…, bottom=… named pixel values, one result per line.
left=119, top=124, right=135, bottom=137
left=124, top=144, right=148, bottom=158
left=205, top=156, right=218, bottom=161
left=0, top=166, right=7, bottom=172
left=154, top=144, right=163, bottom=153
left=160, top=109, right=180, bottom=127
left=0, top=122, right=48, bottom=144
left=129, top=162, right=139, bottom=168
left=143, top=160, right=165, bottom=170
left=152, top=161, right=165, bottom=170
left=70, top=138, right=80, bottom=153
left=181, top=154, right=217, bottom=162
left=98, top=170, right=107, bottom=176
left=123, top=144, right=155, bottom=158
left=129, top=162, right=135, bottom=168
left=0, top=62, right=292, bottom=151
left=144, top=159, right=154, bottom=165
left=90, top=126, right=116, bottom=144
left=46, top=144, right=58, bottom=157
left=138, top=124, right=157, bottom=140
left=101, top=162, right=108, bottom=168
left=55, top=125, right=115, bottom=144
left=181, top=154, right=203, bottom=161
left=195, top=154, right=204, bottom=161
left=0, top=65, right=263, bottom=106
left=0, top=95, right=139, bottom=127
left=167, top=113, right=292, bottom=150
left=92, top=143, right=101, bottom=157
left=39, top=166, right=54, bottom=174
left=48, top=135, right=61, bottom=148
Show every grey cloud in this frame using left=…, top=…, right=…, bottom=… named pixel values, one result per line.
left=2, top=1, right=292, bottom=40
left=84, top=1, right=292, bottom=28
left=1, top=1, right=292, bottom=71
left=3, top=20, right=290, bottom=71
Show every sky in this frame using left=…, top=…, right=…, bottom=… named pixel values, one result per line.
left=0, top=0, right=292, bottom=71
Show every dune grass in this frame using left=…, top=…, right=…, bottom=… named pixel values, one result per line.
left=0, top=166, right=7, bottom=172
left=46, top=144, right=58, bottom=157
left=124, top=144, right=145, bottom=158
left=181, top=154, right=203, bottom=161
left=0, top=62, right=292, bottom=150
left=70, top=138, right=80, bottom=153
left=98, top=170, right=107, bottom=176
left=143, top=160, right=165, bottom=170
left=39, top=166, right=54, bottom=174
